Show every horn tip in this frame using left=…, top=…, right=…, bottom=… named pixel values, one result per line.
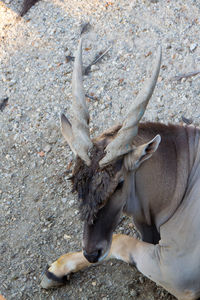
left=157, top=44, right=162, bottom=59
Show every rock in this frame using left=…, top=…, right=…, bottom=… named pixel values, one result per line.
left=138, top=276, right=144, bottom=284
left=91, top=65, right=100, bottom=72
left=44, top=144, right=52, bottom=153
left=130, top=289, right=137, bottom=297
left=190, top=43, right=198, bottom=52
left=65, top=50, right=71, bottom=57
left=61, top=197, right=67, bottom=204
left=63, top=234, right=71, bottom=240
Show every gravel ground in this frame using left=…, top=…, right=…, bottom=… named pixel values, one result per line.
left=0, top=0, right=200, bottom=299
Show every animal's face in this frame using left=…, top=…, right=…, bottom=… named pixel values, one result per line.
left=70, top=142, right=125, bottom=263
left=82, top=184, right=125, bottom=263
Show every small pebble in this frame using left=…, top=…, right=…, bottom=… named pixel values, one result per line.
left=190, top=43, right=198, bottom=52
left=91, top=65, right=100, bottom=72
left=61, top=197, right=67, bottom=204
left=130, top=289, right=137, bottom=297
left=63, top=234, right=71, bottom=240
left=44, top=144, right=52, bottom=153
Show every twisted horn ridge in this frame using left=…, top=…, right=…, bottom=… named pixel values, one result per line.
left=68, top=38, right=93, bottom=166
left=99, top=46, right=162, bottom=167
left=60, top=40, right=92, bottom=166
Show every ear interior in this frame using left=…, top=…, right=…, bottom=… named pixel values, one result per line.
left=139, top=134, right=161, bottom=160
left=124, top=134, right=161, bottom=171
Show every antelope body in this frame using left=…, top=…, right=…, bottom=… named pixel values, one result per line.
left=41, top=39, right=200, bottom=300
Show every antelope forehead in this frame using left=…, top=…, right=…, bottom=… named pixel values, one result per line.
left=71, top=144, right=123, bottom=223
left=78, top=171, right=119, bottom=223
left=78, top=191, right=109, bottom=224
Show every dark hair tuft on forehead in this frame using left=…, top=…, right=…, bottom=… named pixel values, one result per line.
left=70, top=143, right=123, bottom=224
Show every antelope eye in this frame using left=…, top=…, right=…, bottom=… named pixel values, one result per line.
left=116, top=179, right=124, bottom=190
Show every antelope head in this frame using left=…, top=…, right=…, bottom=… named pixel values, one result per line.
left=61, top=39, right=162, bottom=263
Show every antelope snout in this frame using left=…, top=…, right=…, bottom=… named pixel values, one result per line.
left=83, top=249, right=102, bottom=263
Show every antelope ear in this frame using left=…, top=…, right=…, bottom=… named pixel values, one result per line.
left=60, top=114, right=76, bottom=155
left=124, top=134, right=161, bottom=171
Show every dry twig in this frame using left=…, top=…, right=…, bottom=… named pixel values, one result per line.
left=171, top=70, right=200, bottom=81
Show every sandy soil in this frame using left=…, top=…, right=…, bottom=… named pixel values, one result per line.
left=0, top=0, right=199, bottom=299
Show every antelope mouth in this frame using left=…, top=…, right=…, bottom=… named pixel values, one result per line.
left=83, top=244, right=111, bottom=263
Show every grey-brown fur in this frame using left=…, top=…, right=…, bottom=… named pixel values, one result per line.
left=71, top=121, right=191, bottom=226
left=71, top=126, right=123, bottom=224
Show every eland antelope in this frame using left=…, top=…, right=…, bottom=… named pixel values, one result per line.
left=41, top=39, right=200, bottom=300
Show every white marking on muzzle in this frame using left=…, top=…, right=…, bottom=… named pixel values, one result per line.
left=98, top=250, right=109, bottom=262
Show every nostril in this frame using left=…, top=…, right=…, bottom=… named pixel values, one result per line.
left=83, top=249, right=102, bottom=263
left=97, top=249, right=102, bottom=258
